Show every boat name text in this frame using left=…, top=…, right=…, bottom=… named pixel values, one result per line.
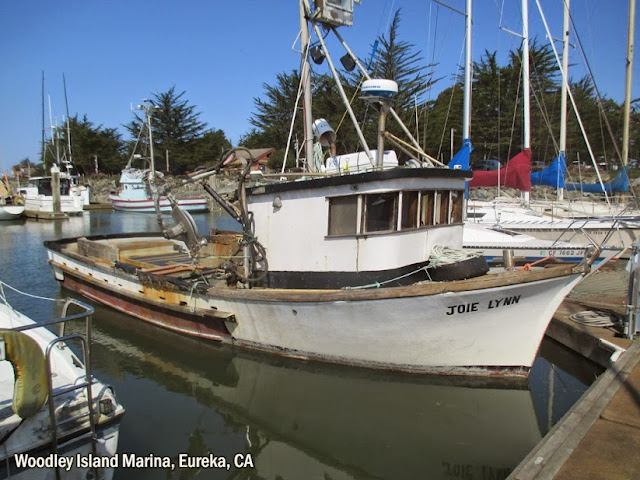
left=446, top=295, right=521, bottom=316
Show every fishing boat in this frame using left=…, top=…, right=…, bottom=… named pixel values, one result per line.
left=109, top=166, right=209, bottom=213
left=108, top=103, right=208, bottom=213
left=0, top=283, right=125, bottom=479
left=43, top=0, right=599, bottom=377
left=0, top=176, right=25, bottom=220
left=17, top=171, right=86, bottom=218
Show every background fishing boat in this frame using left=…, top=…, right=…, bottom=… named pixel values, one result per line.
left=109, top=102, right=208, bottom=213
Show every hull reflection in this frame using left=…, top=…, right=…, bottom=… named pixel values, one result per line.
left=85, top=296, right=543, bottom=480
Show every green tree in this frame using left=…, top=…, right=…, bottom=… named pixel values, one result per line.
left=126, top=87, right=208, bottom=174
left=46, top=115, right=126, bottom=175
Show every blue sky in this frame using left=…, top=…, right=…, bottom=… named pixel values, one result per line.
left=1, top=0, right=638, bottom=174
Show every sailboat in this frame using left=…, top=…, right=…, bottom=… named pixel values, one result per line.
left=43, top=0, right=599, bottom=377
left=18, top=74, right=85, bottom=219
left=466, top=0, right=640, bottom=251
left=109, top=103, right=209, bottom=213
left=444, top=0, right=616, bottom=265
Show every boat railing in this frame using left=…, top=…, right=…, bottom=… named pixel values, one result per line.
left=9, top=298, right=100, bottom=467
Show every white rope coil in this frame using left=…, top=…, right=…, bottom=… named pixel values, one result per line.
left=569, top=310, right=618, bottom=328
left=428, top=245, right=483, bottom=268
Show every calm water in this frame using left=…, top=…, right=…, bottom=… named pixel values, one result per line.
left=0, top=211, right=602, bottom=479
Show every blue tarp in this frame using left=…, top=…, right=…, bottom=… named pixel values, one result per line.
left=447, top=138, right=473, bottom=171
left=530, top=152, right=566, bottom=189
left=565, top=166, right=630, bottom=194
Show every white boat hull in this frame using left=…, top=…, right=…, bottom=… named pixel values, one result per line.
left=0, top=302, right=124, bottom=480
left=109, top=195, right=208, bottom=212
left=467, top=201, right=640, bottom=248
left=24, top=194, right=84, bottom=215
left=0, top=205, right=25, bottom=220
left=46, top=238, right=584, bottom=375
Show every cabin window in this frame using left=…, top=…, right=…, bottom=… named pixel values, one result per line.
left=328, top=196, right=358, bottom=235
left=400, top=191, right=419, bottom=229
left=420, top=191, right=435, bottom=226
left=451, top=190, right=464, bottom=223
left=363, top=193, right=398, bottom=233
left=327, top=188, right=464, bottom=237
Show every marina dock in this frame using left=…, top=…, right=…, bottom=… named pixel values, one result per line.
left=510, top=262, right=640, bottom=479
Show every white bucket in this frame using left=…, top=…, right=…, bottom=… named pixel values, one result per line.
left=312, top=118, right=336, bottom=147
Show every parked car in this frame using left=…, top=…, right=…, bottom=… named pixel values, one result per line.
left=473, top=159, right=501, bottom=170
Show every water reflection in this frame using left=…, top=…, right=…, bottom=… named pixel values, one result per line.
left=84, top=302, right=546, bottom=480
left=1, top=211, right=601, bottom=479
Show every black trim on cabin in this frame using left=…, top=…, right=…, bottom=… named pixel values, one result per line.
left=247, top=168, right=472, bottom=196
left=256, top=256, right=489, bottom=290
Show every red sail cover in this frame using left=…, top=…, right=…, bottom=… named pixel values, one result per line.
left=469, top=149, right=531, bottom=191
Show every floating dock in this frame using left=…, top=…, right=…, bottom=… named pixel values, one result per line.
left=83, top=202, right=113, bottom=211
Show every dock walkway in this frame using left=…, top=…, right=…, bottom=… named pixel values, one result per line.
left=509, top=262, right=640, bottom=479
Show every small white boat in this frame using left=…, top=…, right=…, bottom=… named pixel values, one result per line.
left=0, top=176, right=25, bottom=220
left=17, top=172, right=85, bottom=218
left=0, top=285, right=125, bottom=479
left=0, top=205, right=25, bottom=221
left=109, top=167, right=208, bottom=213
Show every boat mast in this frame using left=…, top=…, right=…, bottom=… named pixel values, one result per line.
left=522, top=0, right=531, bottom=204
left=145, top=104, right=156, bottom=175
left=299, top=0, right=315, bottom=172
left=557, top=0, right=570, bottom=201
left=41, top=71, right=46, bottom=171
left=462, top=0, right=472, bottom=146
left=622, top=0, right=636, bottom=167
left=63, top=73, right=73, bottom=176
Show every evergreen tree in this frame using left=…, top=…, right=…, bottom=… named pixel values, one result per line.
left=48, top=115, right=126, bottom=175
left=125, top=87, right=208, bottom=174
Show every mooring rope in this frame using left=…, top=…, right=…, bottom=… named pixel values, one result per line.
left=0, top=280, right=60, bottom=303
left=569, top=310, right=618, bottom=328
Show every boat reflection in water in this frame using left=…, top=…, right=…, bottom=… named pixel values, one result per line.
left=83, top=296, right=594, bottom=480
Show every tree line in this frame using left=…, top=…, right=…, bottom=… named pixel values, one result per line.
left=19, top=10, right=639, bottom=177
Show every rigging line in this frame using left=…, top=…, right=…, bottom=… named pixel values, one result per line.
left=567, top=4, right=627, bottom=169
left=537, top=0, right=611, bottom=206
left=437, top=36, right=467, bottom=161
left=282, top=47, right=308, bottom=174
left=422, top=1, right=441, bottom=151
left=385, top=0, right=397, bottom=35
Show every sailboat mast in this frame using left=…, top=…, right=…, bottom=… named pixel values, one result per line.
left=522, top=0, right=530, bottom=151
left=558, top=0, right=570, bottom=201
left=63, top=73, right=73, bottom=174
left=522, top=0, right=531, bottom=203
left=41, top=72, right=46, bottom=171
left=299, top=0, right=315, bottom=172
left=462, top=0, right=472, bottom=143
left=622, top=0, right=636, bottom=167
